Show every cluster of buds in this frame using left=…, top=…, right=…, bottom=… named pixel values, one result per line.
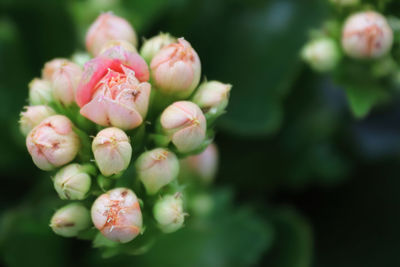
left=19, top=12, right=228, bottom=246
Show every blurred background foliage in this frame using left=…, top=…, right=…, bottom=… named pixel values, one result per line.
left=1, top=0, right=400, bottom=266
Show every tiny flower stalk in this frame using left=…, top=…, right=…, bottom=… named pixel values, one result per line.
left=19, top=105, right=55, bottom=136
left=86, top=12, right=138, bottom=56
left=342, top=11, right=393, bottom=59
left=53, top=163, right=94, bottom=200
left=150, top=38, right=201, bottom=99
left=160, top=101, right=207, bottom=153
left=140, top=33, right=177, bottom=64
left=192, top=81, right=231, bottom=123
left=50, top=203, right=91, bottom=237
left=91, top=188, right=142, bottom=243
left=92, top=127, right=132, bottom=177
left=136, top=148, right=180, bottom=195
left=28, top=78, right=53, bottom=106
left=26, top=115, right=80, bottom=171
left=301, top=38, right=341, bottom=72
left=153, top=193, right=186, bottom=233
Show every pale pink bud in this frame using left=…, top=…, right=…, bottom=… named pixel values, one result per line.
left=42, top=58, right=68, bottom=81
left=50, top=60, right=83, bottom=106
left=301, top=38, right=341, bottom=72
left=140, top=33, right=176, bottom=63
left=99, top=40, right=137, bottom=55
left=91, top=188, right=142, bottom=243
left=181, top=143, right=218, bottom=184
left=150, top=38, right=201, bottom=98
left=135, top=148, right=179, bottom=194
left=28, top=78, right=53, bottom=105
left=50, top=203, right=91, bottom=237
left=153, top=194, right=185, bottom=233
left=19, top=105, right=55, bottom=136
left=53, top=163, right=92, bottom=200
left=192, top=81, right=231, bottom=117
left=79, top=65, right=150, bottom=130
left=86, top=13, right=137, bottom=56
left=342, top=11, right=393, bottom=59
left=92, top=127, right=132, bottom=176
left=160, top=101, right=206, bottom=153
left=26, top=115, right=80, bottom=171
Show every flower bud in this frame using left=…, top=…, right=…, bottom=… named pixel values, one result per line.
left=301, top=38, right=340, bottom=72
left=153, top=194, right=185, bottom=233
left=140, top=33, right=176, bottom=63
left=150, top=38, right=201, bottom=98
left=99, top=40, right=137, bottom=55
left=342, top=11, right=393, bottom=59
left=180, top=143, right=218, bottom=184
left=160, top=101, right=206, bottom=153
left=19, top=105, right=55, bottom=136
left=192, top=81, right=231, bottom=118
left=42, top=58, right=68, bottom=81
left=53, top=163, right=92, bottom=200
left=86, top=13, right=137, bottom=56
left=26, top=115, right=80, bottom=171
left=92, top=127, right=132, bottom=176
left=71, top=52, right=91, bottom=67
left=28, top=78, right=53, bottom=105
left=136, top=148, right=179, bottom=194
left=50, top=203, right=91, bottom=237
left=329, top=0, right=359, bottom=7
left=91, top=188, right=142, bottom=243
left=50, top=60, right=83, bottom=106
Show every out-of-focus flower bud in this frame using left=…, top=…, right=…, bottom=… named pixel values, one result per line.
left=140, top=33, right=176, bottom=63
left=153, top=193, right=185, bottom=233
left=86, top=13, right=137, bottom=56
left=136, top=148, right=179, bottom=194
left=301, top=38, right=341, bottom=72
left=19, top=105, right=55, bottom=136
left=180, top=143, right=218, bottom=184
left=53, top=163, right=92, bottom=200
left=79, top=65, right=150, bottom=130
left=28, top=78, right=53, bottom=105
left=50, top=203, right=91, bottom=237
left=150, top=38, right=201, bottom=98
left=192, top=81, right=231, bottom=118
left=50, top=60, right=83, bottom=106
left=92, top=127, right=132, bottom=176
left=91, top=188, right=142, bottom=243
left=342, top=11, right=393, bottom=59
left=329, top=0, right=359, bottom=7
left=26, top=115, right=80, bottom=171
left=100, top=40, right=137, bottom=55
left=42, top=58, right=68, bottom=81
left=72, top=52, right=91, bottom=67
left=160, top=101, right=206, bottom=153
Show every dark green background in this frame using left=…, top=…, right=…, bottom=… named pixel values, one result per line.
left=1, top=0, right=400, bottom=266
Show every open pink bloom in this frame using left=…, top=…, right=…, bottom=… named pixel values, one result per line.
left=26, top=115, right=80, bottom=171
left=161, top=101, right=206, bottom=153
left=91, top=188, right=142, bottom=243
left=86, top=13, right=137, bottom=56
left=151, top=38, right=201, bottom=98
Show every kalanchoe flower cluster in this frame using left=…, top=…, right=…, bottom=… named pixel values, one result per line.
left=19, top=12, right=229, bottom=249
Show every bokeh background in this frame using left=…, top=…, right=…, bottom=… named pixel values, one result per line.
left=1, top=0, right=400, bottom=266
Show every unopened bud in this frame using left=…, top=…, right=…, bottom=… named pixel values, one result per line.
left=99, top=39, right=137, bottom=55
left=50, top=203, right=91, bottom=237
left=71, top=52, right=91, bottom=67
left=342, top=11, right=393, bottom=59
left=140, top=33, right=176, bottom=63
left=150, top=38, right=201, bottom=98
left=19, top=105, right=55, bottom=136
left=136, top=148, right=179, bottom=194
left=53, top=163, right=92, bottom=200
left=28, top=78, right=53, bottom=105
left=160, top=101, right=206, bottom=153
left=86, top=13, right=137, bottom=56
left=153, top=194, right=185, bottom=233
left=92, top=127, right=132, bottom=176
left=301, top=38, right=340, bottom=72
left=91, top=188, right=142, bottom=243
left=192, top=81, right=231, bottom=118
left=26, top=115, right=80, bottom=171
left=180, top=143, right=218, bottom=184
left=42, top=58, right=68, bottom=81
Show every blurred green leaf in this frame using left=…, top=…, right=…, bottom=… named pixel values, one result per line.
left=345, top=85, right=389, bottom=118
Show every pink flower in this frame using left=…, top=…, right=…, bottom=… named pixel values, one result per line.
left=42, top=58, right=68, bottom=81
left=150, top=38, right=201, bottom=98
left=26, top=115, right=80, bottom=171
left=19, top=105, right=55, bottom=136
left=91, top=188, right=142, bottom=243
left=86, top=13, right=137, bottom=56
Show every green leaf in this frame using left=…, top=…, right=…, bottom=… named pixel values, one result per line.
left=345, top=85, right=389, bottom=118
